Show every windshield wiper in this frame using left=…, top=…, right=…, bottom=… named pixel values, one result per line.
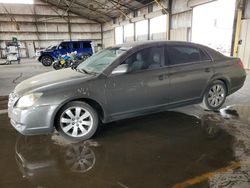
left=76, top=68, right=96, bottom=75
left=80, top=68, right=89, bottom=74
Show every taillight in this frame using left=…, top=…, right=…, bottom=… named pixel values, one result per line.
left=237, top=59, right=244, bottom=69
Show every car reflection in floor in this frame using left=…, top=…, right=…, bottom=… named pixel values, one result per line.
left=15, top=111, right=234, bottom=188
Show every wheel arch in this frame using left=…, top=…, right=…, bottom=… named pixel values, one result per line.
left=52, top=97, right=106, bottom=129
left=207, top=75, right=231, bottom=95
left=39, top=54, right=54, bottom=62
left=216, top=78, right=229, bottom=95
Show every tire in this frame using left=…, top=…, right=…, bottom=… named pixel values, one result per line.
left=201, top=80, right=227, bottom=110
left=64, top=142, right=96, bottom=173
left=41, top=56, right=53, bottom=66
left=53, top=62, right=61, bottom=70
left=55, top=101, right=99, bottom=142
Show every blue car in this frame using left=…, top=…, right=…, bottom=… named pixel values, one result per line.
left=38, top=40, right=94, bottom=66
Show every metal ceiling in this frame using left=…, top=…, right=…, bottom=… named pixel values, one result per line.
left=43, top=0, right=155, bottom=23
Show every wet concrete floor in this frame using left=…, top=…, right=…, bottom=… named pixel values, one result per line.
left=2, top=106, right=250, bottom=188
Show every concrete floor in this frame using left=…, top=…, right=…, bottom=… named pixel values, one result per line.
left=0, top=58, right=250, bottom=188
left=0, top=58, right=52, bottom=96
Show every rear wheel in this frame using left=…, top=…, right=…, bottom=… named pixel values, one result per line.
left=201, top=80, right=227, bottom=110
left=41, top=56, right=53, bottom=66
left=55, top=101, right=99, bottom=141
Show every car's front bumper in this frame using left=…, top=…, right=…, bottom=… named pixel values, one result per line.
left=8, top=93, right=58, bottom=135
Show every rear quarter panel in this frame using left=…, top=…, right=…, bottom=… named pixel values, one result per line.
left=212, top=57, right=246, bottom=95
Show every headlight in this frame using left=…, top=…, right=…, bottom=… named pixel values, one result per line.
left=16, top=93, right=43, bottom=108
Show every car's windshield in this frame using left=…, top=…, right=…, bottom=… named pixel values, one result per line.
left=77, top=47, right=127, bottom=74
left=46, top=45, right=56, bottom=50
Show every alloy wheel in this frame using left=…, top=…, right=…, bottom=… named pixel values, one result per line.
left=65, top=144, right=95, bottom=173
left=60, top=107, right=93, bottom=138
left=42, top=57, right=52, bottom=66
left=207, top=84, right=226, bottom=108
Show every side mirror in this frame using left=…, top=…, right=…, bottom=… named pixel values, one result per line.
left=111, top=64, right=129, bottom=75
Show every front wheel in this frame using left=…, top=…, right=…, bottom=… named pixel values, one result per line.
left=55, top=101, right=99, bottom=141
left=201, top=80, right=227, bottom=110
left=41, top=56, right=53, bottom=66
left=53, top=62, right=61, bottom=70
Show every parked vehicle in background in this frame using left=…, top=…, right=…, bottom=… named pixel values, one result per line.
left=38, top=40, right=94, bottom=66
left=8, top=41, right=246, bottom=141
left=52, top=51, right=84, bottom=70
left=35, top=45, right=57, bottom=57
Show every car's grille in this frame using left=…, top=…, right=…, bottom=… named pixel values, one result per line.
left=8, top=92, right=19, bottom=107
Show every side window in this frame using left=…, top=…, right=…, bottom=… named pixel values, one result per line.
left=60, top=42, right=68, bottom=49
left=73, top=42, right=80, bottom=49
left=123, top=47, right=164, bottom=72
left=200, top=49, right=211, bottom=61
left=83, top=42, right=91, bottom=48
left=167, top=45, right=208, bottom=65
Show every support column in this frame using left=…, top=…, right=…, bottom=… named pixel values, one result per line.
left=148, top=19, right=151, bottom=40
left=67, top=12, right=72, bottom=40
left=167, top=0, right=172, bottom=40
left=101, top=23, right=104, bottom=49
left=134, top=22, right=136, bottom=41
left=232, top=9, right=242, bottom=56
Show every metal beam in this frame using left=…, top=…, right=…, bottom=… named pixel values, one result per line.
left=0, top=31, right=101, bottom=34
left=32, top=4, right=41, bottom=47
left=40, top=0, right=101, bottom=23
left=0, top=20, right=98, bottom=24
left=101, top=23, right=103, bottom=48
left=154, top=0, right=169, bottom=14
left=57, top=0, right=61, bottom=6
left=109, top=0, right=135, bottom=11
left=71, top=1, right=112, bottom=21
left=1, top=4, right=20, bottom=32
left=109, top=0, right=131, bottom=21
left=62, top=0, right=76, bottom=17
left=67, top=12, right=72, bottom=40
left=49, top=5, right=68, bottom=21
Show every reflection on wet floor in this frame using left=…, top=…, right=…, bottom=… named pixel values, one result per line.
left=1, top=106, right=250, bottom=188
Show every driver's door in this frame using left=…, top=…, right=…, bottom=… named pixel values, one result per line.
left=58, top=42, right=70, bottom=55
left=105, top=70, right=147, bottom=120
left=105, top=46, right=169, bottom=120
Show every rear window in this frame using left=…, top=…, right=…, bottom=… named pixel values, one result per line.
left=83, top=42, right=92, bottom=48
left=167, top=45, right=211, bottom=65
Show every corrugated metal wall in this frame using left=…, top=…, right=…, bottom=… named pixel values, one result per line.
left=0, top=0, right=102, bottom=58
left=102, top=0, right=217, bottom=48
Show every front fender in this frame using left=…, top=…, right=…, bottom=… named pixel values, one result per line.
left=39, top=53, right=57, bottom=61
left=49, top=94, right=107, bottom=129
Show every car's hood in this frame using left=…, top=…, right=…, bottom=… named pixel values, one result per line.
left=14, top=68, right=94, bottom=95
left=41, top=49, right=55, bottom=53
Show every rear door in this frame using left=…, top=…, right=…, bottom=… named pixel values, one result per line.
left=166, top=44, right=213, bottom=104
left=72, top=41, right=81, bottom=54
left=82, top=42, right=93, bottom=55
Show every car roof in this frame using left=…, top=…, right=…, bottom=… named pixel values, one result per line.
left=113, top=40, right=226, bottom=60
left=114, top=40, right=206, bottom=49
left=61, top=40, right=92, bottom=43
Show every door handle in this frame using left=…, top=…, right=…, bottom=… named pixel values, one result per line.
left=158, top=75, right=164, bottom=80
left=204, top=68, right=211, bottom=72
